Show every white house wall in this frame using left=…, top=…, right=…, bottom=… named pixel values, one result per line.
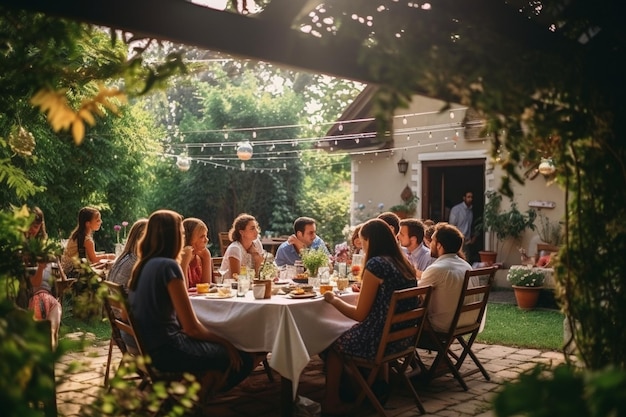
left=351, top=94, right=565, bottom=268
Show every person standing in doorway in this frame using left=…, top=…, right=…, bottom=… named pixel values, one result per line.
left=448, top=191, right=476, bottom=262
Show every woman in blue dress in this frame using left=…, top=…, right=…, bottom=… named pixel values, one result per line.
left=321, top=218, right=417, bottom=414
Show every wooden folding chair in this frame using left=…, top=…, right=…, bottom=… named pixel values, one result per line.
left=103, top=281, right=160, bottom=389
left=340, top=286, right=432, bottom=417
left=413, top=266, right=496, bottom=391
left=102, top=281, right=143, bottom=387
left=218, top=232, right=232, bottom=256
left=103, top=281, right=231, bottom=397
left=52, top=256, right=75, bottom=307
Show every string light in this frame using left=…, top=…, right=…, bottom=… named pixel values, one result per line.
left=152, top=107, right=470, bottom=173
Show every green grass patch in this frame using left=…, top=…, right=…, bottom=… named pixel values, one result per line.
left=478, top=303, right=564, bottom=350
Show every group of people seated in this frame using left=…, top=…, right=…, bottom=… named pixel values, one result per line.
left=22, top=204, right=479, bottom=412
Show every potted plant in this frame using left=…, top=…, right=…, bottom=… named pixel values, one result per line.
left=477, top=190, right=537, bottom=265
left=536, top=212, right=562, bottom=253
left=507, top=266, right=545, bottom=309
left=389, top=192, right=418, bottom=219
left=300, top=247, right=330, bottom=278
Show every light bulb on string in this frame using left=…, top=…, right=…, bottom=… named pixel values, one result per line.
left=240, top=162, right=246, bottom=171
left=224, top=133, right=228, bottom=139
left=402, top=116, right=407, bottom=125
left=338, top=123, right=343, bottom=131
left=176, top=154, right=191, bottom=172
left=428, top=132, right=432, bottom=139
left=406, top=135, right=410, bottom=141
left=236, top=141, right=253, bottom=160
left=355, top=138, right=360, bottom=144
left=449, top=110, right=455, bottom=119
left=252, top=131, right=257, bottom=139
left=219, top=144, right=223, bottom=151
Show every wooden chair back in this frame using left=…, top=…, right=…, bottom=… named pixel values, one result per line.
left=342, top=285, right=432, bottom=417
left=218, top=232, right=232, bottom=256
left=415, top=266, right=496, bottom=391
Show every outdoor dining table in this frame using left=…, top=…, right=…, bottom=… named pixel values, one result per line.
left=190, top=288, right=358, bottom=417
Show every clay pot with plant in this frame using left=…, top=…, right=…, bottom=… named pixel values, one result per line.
left=389, top=185, right=418, bottom=219
left=476, top=190, right=537, bottom=265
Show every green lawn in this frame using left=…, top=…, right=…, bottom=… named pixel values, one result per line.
left=477, top=303, right=564, bottom=350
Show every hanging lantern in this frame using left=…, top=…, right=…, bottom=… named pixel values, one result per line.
left=237, top=141, right=253, bottom=160
left=538, top=158, right=556, bottom=176
left=176, top=155, right=191, bottom=172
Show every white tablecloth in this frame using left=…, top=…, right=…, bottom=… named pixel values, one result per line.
left=190, top=291, right=358, bottom=397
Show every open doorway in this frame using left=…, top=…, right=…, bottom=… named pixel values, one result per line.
left=421, top=159, right=485, bottom=262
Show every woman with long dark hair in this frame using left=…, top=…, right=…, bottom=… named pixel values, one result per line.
left=127, top=210, right=253, bottom=393
left=321, top=218, right=417, bottom=414
left=60, top=206, right=113, bottom=276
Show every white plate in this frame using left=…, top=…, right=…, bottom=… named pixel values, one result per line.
left=287, top=292, right=318, bottom=299
left=274, top=280, right=290, bottom=285
left=205, top=293, right=235, bottom=299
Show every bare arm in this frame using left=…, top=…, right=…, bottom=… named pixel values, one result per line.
left=287, top=234, right=305, bottom=253
left=248, top=240, right=264, bottom=275
left=324, top=269, right=381, bottom=322
left=167, top=278, right=242, bottom=370
left=196, top=247, right=212, bottom=284
left=84, top=237, right=114, bottom=263
left=30, top=262, right=48, bottom=288
left=180, top=246, right=194, bottom=288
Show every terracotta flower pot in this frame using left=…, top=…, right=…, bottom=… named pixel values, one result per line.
left=478, top=251, right=497, bottom=266
left=512, top=285, right=542, bottom=310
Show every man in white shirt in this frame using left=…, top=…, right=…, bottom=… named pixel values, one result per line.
left=448, top=191, right=476, bottom=262
left=397, top=218, right=435, bottom=279
left=418, top=223, right=477, bottom=333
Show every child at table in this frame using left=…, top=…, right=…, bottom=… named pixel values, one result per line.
left=61, top=206, right=114, bottom=277
left=181, top=217, right=212, bottom=287
left=127, top=209, right=254, bottom=393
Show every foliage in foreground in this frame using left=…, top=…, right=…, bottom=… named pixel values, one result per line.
left=494, top=364, right=626, bottom=417
left=79, top=358, right=201, bottom=417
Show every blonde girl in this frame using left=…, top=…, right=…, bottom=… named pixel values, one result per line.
left=181, top=217, right=212, bottom=287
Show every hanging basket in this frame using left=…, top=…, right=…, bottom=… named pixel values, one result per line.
left=512, top=285, right=543, bottom=310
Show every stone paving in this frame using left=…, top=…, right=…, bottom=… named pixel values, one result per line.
left=56, top=339, right=569, bottom=417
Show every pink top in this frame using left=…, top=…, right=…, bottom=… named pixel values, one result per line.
left=187, top=256, right=203, bottom=288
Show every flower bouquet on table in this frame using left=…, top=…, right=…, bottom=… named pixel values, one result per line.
left=506, top=266, right=545, bottom=287
left=333, top=242, right=350, bottom=264
left=300, top=247, right=330, bottom=278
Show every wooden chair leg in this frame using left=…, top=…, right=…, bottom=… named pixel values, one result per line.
left=104, top=338, right=114, bottom=387
left=262, top=358, right=274, bottom=382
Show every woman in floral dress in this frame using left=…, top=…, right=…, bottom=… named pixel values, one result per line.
left=321, top=218, right=417, bottom=414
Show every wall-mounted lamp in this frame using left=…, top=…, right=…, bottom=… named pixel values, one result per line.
left=538, top=158, right=556, bottom=177
left=397, top=157, right=409, bottom=175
